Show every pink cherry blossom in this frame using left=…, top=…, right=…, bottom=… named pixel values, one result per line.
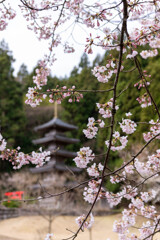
left=120, top=118, right=137, bottom=134
left=73, top=147, right=95, bottom=168
left=76, top=213, right=94, bottom=230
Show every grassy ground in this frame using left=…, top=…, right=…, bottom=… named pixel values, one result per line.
left=0, top=215, right=160, bottom=240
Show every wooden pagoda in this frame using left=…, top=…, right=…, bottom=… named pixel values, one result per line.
left=30, top=105, right=80, bottom=173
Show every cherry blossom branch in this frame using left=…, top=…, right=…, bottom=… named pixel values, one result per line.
left=151, top=219, right=160, bottom=240
left=92, top=0, right=123, bottom=19
left=129, top=0, right=158, bottom=8
left=143, top=229, right=160, bottom=240
left=49, top=0, right=67, bottom=58
left=135, top=171, right=160, bottom=190
left=43, top=88, right=114, bottom=94
left=64, top=2, right=129, bottom=239
left=123, top=10, right=160, bottom=120
left=19, top=0, right=59, bottom=11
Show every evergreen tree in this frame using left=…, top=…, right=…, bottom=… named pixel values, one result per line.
left=0, top=41, right=27, bottom=171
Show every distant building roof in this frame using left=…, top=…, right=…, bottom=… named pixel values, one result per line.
left=52, top=149, right=77, bottom=158
left=34, top=118, right=78, bottom=132
left=30, top=162, right=82, bottom=174
left=30, top=161, right=56, bottom=174
left=32, top=134, right=79, bottom=145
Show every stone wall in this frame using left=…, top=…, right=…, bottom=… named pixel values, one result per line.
left=0, top=207, right=19, bottom=220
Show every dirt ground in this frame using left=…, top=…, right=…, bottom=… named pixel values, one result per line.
left=0, top=215, right=120, bottom=240
left=0, top=215, right=160, bottom=240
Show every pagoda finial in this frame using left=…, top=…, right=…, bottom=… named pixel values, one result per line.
left=54, top=101, right=58, bottom=118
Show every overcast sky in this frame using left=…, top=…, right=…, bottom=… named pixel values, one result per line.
left=1, top=3, right=105, bottom=78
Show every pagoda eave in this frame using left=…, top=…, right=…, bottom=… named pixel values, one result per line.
left=30, top=161, right=56, bottom=174
left=32, top=135, right=79, bottom=145
left=34, top=118, right=78, bottom=132
left=51, top=149, right=77, bottom=158
left=30, top=162, right=82, bottom=174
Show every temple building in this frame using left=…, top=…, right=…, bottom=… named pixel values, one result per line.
left=30, top=103, right=80, bottom=173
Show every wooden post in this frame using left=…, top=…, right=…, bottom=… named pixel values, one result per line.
left=54, top=101, right=58, bottom=118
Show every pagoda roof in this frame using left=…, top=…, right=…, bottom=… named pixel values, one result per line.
left=30, top=162, right=82, bottom=174
left=51, top=149, right=77, bottom=158
left=30, top=161, right=56, bottom=173
left=32, top=135, right=79, bottom=145
left=34, top=118, right=78, bottom=132
left=55, top=163, right=82, bottom=173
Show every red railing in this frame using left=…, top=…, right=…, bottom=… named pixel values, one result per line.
left=4, top=191, right=24, bottom=200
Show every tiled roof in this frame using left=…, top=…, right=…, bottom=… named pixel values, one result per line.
left=32, top=134, right=79, bottom=145
left=34, top=118, right=78, bottom=132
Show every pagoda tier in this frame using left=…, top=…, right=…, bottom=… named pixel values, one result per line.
left=30, top=162, right=81, bottom=173
left=51, top=149, right=77, bottom=158
left=31, top=117, right=80, bottom=173
left=34, top=118, right=78, bottom=132
left=32, top=134, right=79, bottom=145
left=30, top=161, right=56, bottom=173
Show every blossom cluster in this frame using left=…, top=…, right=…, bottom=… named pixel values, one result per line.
left=83, top=180, right=104, bottom=204
left=25, top=87, right=42, bottom=108
left=134, top=149, right=160, bottom=177
left=65, top=0, right=84, bottom=16
left=106, top=185, right=138, bottom=208
left=83, top=117, right=104, bottom=139
left=110, top=175, right=125, bottom=184
left=73, top=147, right=95, bottom=169
left=20, top=2, right=54, bottom=41
left=25, top=85, right=83, bottom=107
left=84, top=10, right=108, bottom=28
left=0, top=134, right=50, bottom=169
left=143, top=119, right=160, bottom=142
left=97, top=99, right=119, bottom=118
left=137, top=94, right=152, bottom=108
left=105, top=131, right=128, bottom=151
left=140, top=49, right=158, bottom=59
left=48, top=85, right=83, bottom=104
left=119, top=113, right=137, bottom=134
left=134, top=78, right=150, bottom=89
left=1, top=147, right=50, bottom=170
left=100, top=27, right=118, bottom=49
left=113, top=194, right=160, bottom=240
left=87, top=162, right=104, bottom=177
left=126, top=50, right=138, bottom=59
left=92, top=59, right=116, bottom=83
left=0, top=5, right=16, bottom=31
left=33, top=60, right=50, bottom=89
left=75, top=213, right=94, bottom=230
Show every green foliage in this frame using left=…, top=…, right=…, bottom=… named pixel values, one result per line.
left=0, top=41, right=33, bottom=171
left=0, top=41, right=26, bottom=147
left=106, top=181, right=121, bottom=193
left=2, top=200, right=21, bottom=208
